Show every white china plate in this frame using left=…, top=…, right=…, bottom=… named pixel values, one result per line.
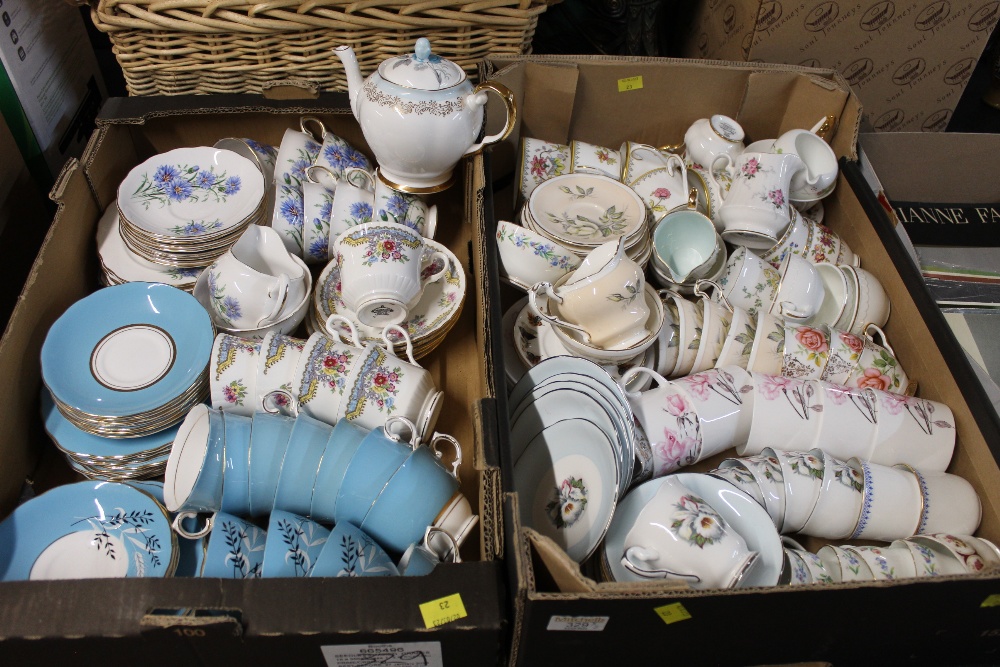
left=316, top=240, right=466, bottom=346
left=514, top=418, right=619, bottom=563
left=527, top=173, right=646, bottom=248
left=118, top=147, right=264, bottom=239
left=602, top=473, right=782, bottom=588
left=41, top=282, right=214, bottom=418
left=0, top=480, right=176, bottom=581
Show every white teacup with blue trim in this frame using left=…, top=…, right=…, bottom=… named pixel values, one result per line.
left=398, top=526, right=461, bottom=576
left=164, top=404, right=226, bottom=514
left=261, top=510, right=330, bottom=578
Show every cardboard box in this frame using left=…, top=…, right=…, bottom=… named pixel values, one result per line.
left=0, top=95, right=508, bottom=666
left=682, top=0, right=1000, bottom=132
left=477, top=54, right=1000, bottom=665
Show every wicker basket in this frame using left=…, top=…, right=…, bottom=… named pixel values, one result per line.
left=88, top=0, right=552, bottom=96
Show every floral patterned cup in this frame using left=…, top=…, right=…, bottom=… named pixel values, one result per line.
left=747, top=311, right=784, bottom=375
left=712, top=460, right=766, bottom=506
left=820, top=328, right=864, bottom=385
left=773, top=449, right=824, bottom=534
left=715, top=302, right=756, bottom=371
left=495, top=220, right=581, bottom=291
left=843, top=545, right=910, bottom=581
left=894, top=537, right=965, bottom=576
left=274, top=124, right=322, bottom=191
left=741, top=450, right=786, bottom=529
left=313, top=130, right=373, bottom=183
left=328, top=177, right=376, bottom=245
left=843, top=324, right=909, bottom=395
left=716, top=152, right=804, bottom=250
left=621, top=476, right=759, bottom=589
left=255, top=332, right=307, bottom=415
left=629, top=161, right=690, bottom=225
left=810, top=381, right=879, bottom=462
left=910, top=534, right=999, bottom=574
left=799, top=449, right=864, bottom=540
left=373, top=175, right=436, bottom=238
left=288, top=325, right=364, bottom=426
left=743, top=373, right=824, bottom=456
left=302, top=181, right=335, bottom=264
left=690, top=295, right=731, bottom=374
left=210, top=333, right=260, bottom=417
left=848, top=458, right=923, bottom=541
left=869, top=392, right=955, bottom=472
left=519, top=136, right=570, bottom=201
left=214, top=137, right=278, bottom=186
left=672, top=366, right=754, bottom=459
left=570, top=140, right=621, bottom=179
left=714, top=246, right=781, bottom=319
left=272, top=182, right=306, bottom=256
left=817, top=544, right=873, bottom=582
left=781, top=322, right=830, bottom=380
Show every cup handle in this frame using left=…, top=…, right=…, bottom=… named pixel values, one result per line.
left=382, top=324, right=418, bottom=365
left=694, top=279, right=733, bottom=311
left=463, top=80, right=517, bottom=155
left=710, top=154, right=734, bottom=200
left=775, top=300, right=810, bottom=321
left=384, top=415, right=419, bottom=449
left=428, top=432, right=462, bottom=482
left=306, top=164, right=338, bottom=187
left=863, top=323, right=895, bottom=356
left=300, top=115, right=327, bottom=142
left=621, top=546, right=702, bottom=583
left=527, top=282, right=593, bottom=344
left=423, top=251, right=451, bottom=285
left=260, top=273, right=290, bottom=326
left=424, top=205, right=438, bottom=240
left=344, top=166, right=376, bottom=191
left=666, top=154, right=685, bottom=178
left=325, top=314, right=362, bottom=347
left=425, top=526, right=462, bottom=563
left=810, top=115, right=835, bottom=138
left=172, top=511, right=213, bottom=540
left=619, top=366, right=671, bottom=399
left=262, top=389, right=299, bottom=417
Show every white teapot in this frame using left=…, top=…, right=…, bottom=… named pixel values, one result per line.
left=334, top=38, right=516, bottom=193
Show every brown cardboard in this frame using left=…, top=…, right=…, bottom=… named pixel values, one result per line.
left=0, top=95, right=507, bottom=665
left=480, top=55, right=1000, bottom=665
left=683, top=0, right=1000, bottom=132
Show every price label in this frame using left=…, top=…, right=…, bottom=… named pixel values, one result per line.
left=547, top=615, right=610, bottom=632
left=981, top=594, right=1000, bottom=608
left=654, top=602, right=692, bottom=625
left=419, top=593, right=468, bottom=628
left=618, top=76, right=644, bottom=92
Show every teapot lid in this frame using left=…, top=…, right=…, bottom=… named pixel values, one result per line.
left=378, top=38, right=467, bottom=90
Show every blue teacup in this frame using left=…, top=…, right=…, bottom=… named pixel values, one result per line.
left=247, top=411, right=296, bottom=517
left=398, top=526, right=460, bottom=577
left=261, top=510, right=331, bottom=577
left=272, top=413, right=333, bottom=516
left=309, top=521, right=398, bottom=577
left=334, top=416, right=419, bottom=528
left=360, top=432, right=462, bottom=554
left=165, top=404, right=226, bottom=513
left=175, top=511, right=266, bottom=579
left=220, top=412, right=253, bottom=516
left=310, top=419, right=369, bottom=523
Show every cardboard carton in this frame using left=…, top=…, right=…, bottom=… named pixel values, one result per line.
left=682, top=0, right=1000, bottom=132
left=0, top=95, right=507, bottom=666
left=479, top=54, right=1000, bottom=665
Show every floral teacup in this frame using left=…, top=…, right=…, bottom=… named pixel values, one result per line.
left=843, top=324, right=909, bottom=395
left=570, top=140, right=621, bottom=179
left=495, top=220, right=581, bottom=292
left=781, top=322, right=831, bottom=380
left=519, top=136, right=570, bottom=201
left=210, top=333, right=260, bottom=416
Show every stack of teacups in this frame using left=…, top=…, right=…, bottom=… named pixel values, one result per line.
left=116, top=146, right=267, bottom=269
left=192, top=225, right=313, bottom=339
left=208, top=317, right=445, bottom=440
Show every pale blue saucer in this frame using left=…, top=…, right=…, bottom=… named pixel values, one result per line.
left=0, top=480, right=176, bottom=581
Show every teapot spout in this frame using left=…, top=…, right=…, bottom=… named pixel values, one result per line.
left=334, top=45, right=364, bottom=119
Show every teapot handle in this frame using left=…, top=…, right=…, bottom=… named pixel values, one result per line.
left=463, top=81, right=517, bottom=156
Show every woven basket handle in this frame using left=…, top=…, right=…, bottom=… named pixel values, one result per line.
left=464, top=80, right=516, bottom=157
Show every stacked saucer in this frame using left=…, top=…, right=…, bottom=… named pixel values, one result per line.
left=40, top=283, right=214, bottom=438
left=509, top=356, right=642, bottom=562
left=521, top=173, right=652, bottom=267
left=96, top=201, right=203, bottom=292
left=310, top=241, right=466, bottom=360
left=116, top=147, right=266, bottom=268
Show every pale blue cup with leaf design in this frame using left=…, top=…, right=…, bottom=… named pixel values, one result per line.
left=247, top=411, right=296, bottom=517
left=310, top=419, right=369, bottom=524
left=175, top=511, right=266, bottom=579
left=272, top=413, right=333, bottom=516
left=220, top=411, right=253, bottom=516
left=309, top=520, right=398, bottom=578
left=361, top=432, right=462, bottom=554
left=261, top=510, right=330, bottom=578
left=334, top=416, right=419, bottom=528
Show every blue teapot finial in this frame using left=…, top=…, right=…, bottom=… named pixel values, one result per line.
left=414, top=38, right=432, bottom=62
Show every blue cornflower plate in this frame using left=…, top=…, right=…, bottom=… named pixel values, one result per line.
left=0, top=480, right=177, bottom=581
left=513, top=417, right=620, bottom=563
left=117, top=147, right=264, bottom=241
left=601, top=472, right=782, bottom=588
left=41, top=283, right=213, bottom=428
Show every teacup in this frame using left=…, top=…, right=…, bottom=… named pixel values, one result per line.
left=820, top=328, right=865, bottom=385
left=220, top=411, right=253, bottom=516
left=261, top=510, right=330, bottom=577
left=649, top=192, right=725, bottom=289
left=759, top=206, right=814, bottom=269
left=328, top=172, right=376, bottom=241
left=844, top=324, right=909, bottom=395
left=802, top=262, right=849, bottom=328
left=360, top=431, right=463, bottom=554
left=841, top=264, right=890, bottom=335
left=662, top=290, right=702, bottom=377
left=847, top=458, right=923, bottom=541
left=621, top=141, right=684, bottom=184
left=570, top=140, right=621, bottom=179
left=846, top=545, right=915, bottom=581
left=621, top=476, right=759, bottom=589
left=683, top=115, right=745, bottom=172
left=247, top=410, right=297, bottom=517
left=288, top=319, right=365, bottom=425
left=518, top=137, right=571, bottom=200
left=910, top=534, right=1000, bottom=574
left=629, top=158, right=690, bottom=224
left=690, top=292, right=731, bottom=374
left=714, top=246, right=781, bottom=318
left=210, top=334, right=260, bottom=416
left=781, top=322, right=830, bottom=380
left=273, top=120, right=323, bottom=190
left=869, top=392, right=955, bottom=471
left=164, top=405, right=226, bottom=513
left=746, top=310, right=785, bottom=375
left=374, top=174, right=436, bottom=238
left=619, top=367, right=703, bottom=477
left=771, top=254, right=825, bottom=322
left=334, top=221, right=448, bottom=327
left=313, top=130, right=373, bottom=182
left=788, top=547, right=835, bottom=584
left=772, top=128, right=838, bottom=202
left=272, top=413, right=335, bottom=516
left=301, top=181, right=335, bottom=264
left=810, top=381, right=879, bottom=462
left=398, top=526, right=461, bottom=576
left=742, top=373, right=824, bottom=456
left=653, top=298, right=681, bottom=376
left=255, top=333, right=306, bottom=415
left=495, top=220, right=581, bottom=292
left=671, top=366, right=754, bottom=458
left=893, top=538, right=963, bottom=577
left=529, top=237, right=650, bottom=349
left=817, top=544, right=873, bottom=582
left=309, top=418, right=370, bottom=523
left=716, top=152, right=804, bottom=249
left=712, top=460, right=766, bottom=506
left=309, top=521, right=398, bottom=577
left=214, top=138, right=277, bottom=185
left=711, top=291, right=756, bottom=370
left=271, top=182, right=305, bottom=256
left=773, top=449, right=824, bottom=534
left=740, top=451, right=786, bottom=529
left=175, top=511, right=266, bottom=579
left=899, top=465, right=981, bottom=536
left=799, top=449, right=864, bottom=540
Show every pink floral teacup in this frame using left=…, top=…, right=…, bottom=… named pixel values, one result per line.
left=843, top=324, right=909, bottom=395
left=781, top=322, right=830, bottom=380
left=869, top=392, right=955, bottom=472
left=742, top=373, right=825, bottom=456
left=570, top=140, right=621, bottom=179
left=519, top=137, right=570, bottom=201
left=210, top=333, right=260, bottom=417
left=619, top=367, right=702, bottom=477
left=715, top=152, right=804, bottom=250
left=671, top=366, right=754, bottom=459
left=819, top=328, right=865, bottom=385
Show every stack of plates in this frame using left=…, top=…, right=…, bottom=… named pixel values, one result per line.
left=508, top=356, right=640, bottom=563
left=308, top=240, right=466, bottom=360
left=97, top=201, right=203, bottom=292
left=520, top=173, right=652, bottom=267
left=116, top=147, right=266, bottom=268
left=40, top=283, right=214, bottom=439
